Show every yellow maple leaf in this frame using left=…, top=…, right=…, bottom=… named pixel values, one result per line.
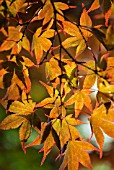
left=89, top=104, right=114, bottom=157
left=59, top=140, right=98, bottom=170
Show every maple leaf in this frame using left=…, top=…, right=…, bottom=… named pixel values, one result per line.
left=52, top=114, right=84, bottom=149
left=45, top=55, right=62, bottom=81
left=0, top=114, right=25, bottom=130
left=89, top=25, right=114, bottom=51
left=106, top=57, right=114, bottom=82
left=0, top=56, right=32, bottom=100
left=25, top=122, right=49, bottom=149
left=65, top=90, right=92, bottom=118
left=36, top=81, right=59, bottom=109
left=80, top=4, right=92, bottom=38
left=59, top=140, right=98, bottom=170
left=8, top=91, right=35, bottom=115
left=0, top=112, right=31, bottom=153
left=105, top=24, right=114, bottom=50
left=11, top=36, right=30, bottom=54
left=40, top=131, right=55, bottom=165
left=32, top=27, right=55, bottom=64
left=6, top=0, right=26, bottom=16
left=38, top=115, right=84, bottom=164
left=80, top=60, right=97, bottom=89
left=36, top=81, right=70, bottom=118
left=25, top=122, right=55, bottom=164
left=37, top=0, right=53, bottom=25
left=19, top=118, right=31, bottom=153
left=0, top=26, right=22, bottom=52
left=89, top=104, right=114, bottom=157
left=38, top=1, right=69, bottom=25
left=62, top=8, right=92, bottom=57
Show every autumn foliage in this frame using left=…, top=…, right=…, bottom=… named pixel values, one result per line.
left=0, top=0, right=114, bottom=169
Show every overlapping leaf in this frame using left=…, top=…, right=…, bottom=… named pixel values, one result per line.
left=5, top=0, right=26, bottom=16
left=0, top=55, right=33, bottom=100
left=0, top=26, right=22, bottom=52
left=65, top=90, right=92, bottom=117
left=62, top=6, right=93, bottom=57
left=52, top=114, right=84, bottom=148
left=32, top=27, right=55, bottom=64
left=8, top=91, right=35, bottom=115
left=38, top=1, right=69, bottom=25
left=0, top=1, right=114, bottom=170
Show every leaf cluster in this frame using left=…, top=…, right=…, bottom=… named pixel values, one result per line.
left=0, top=0, right=114, bottom=170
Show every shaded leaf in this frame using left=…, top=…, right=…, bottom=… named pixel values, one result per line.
left=89, top=27, right=114, bottom=50
left=40, top=131, right=55, bottom=165
left=52, top=127, right=61, bottom=150
left=32, top=113, right=41, bottom=131
left=52, top=115, right=82, bottom=148
left=3, top=72, right=13, bottom=88
left=41, top=122, right=52, bottom=143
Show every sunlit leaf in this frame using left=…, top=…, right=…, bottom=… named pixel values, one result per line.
left=87, top=0, right=100, bottom=13
left=65, top=90, right=92, bottom=117
left=8, top=91, right=35, bottom=115
left=80, top=4, right=92, bottom=38
left=52, top=115, right=83, bottom=148
left=6, top=0, right=26, bottom=16
left=0, top=114, right=25, bottom=130
left=75, top=39, right=86, bottom=57
left=59, top=140, right=98, bottom=170
left=98, top=79, right=114, bottom=94
left=19, top=119, right=31, bottom=153
left=40, top=131, right=55, bottom=165
left=0, top=26, right=22, bottom=52
left=89, top=104, right=114, bottom=157
left=19, top=119, right=31, bottom=142
left=83, top=72, right=96, bottom=89
left=62, top=37, right=79, bottom=48
left=63, top=21, right=81, bottom=37
left=32, top=28, right=53, bottom=64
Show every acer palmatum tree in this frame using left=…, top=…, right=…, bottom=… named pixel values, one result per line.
left=0, top=0, right=114, bottom=169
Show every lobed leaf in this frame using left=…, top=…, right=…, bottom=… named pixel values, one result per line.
left=59, top=140, right=98, bottom=170
left=9, top=94, right=35, bottom=115
left=89, top=104, right=114, bottom=157
left=0, top=114, right=25, bottom=130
